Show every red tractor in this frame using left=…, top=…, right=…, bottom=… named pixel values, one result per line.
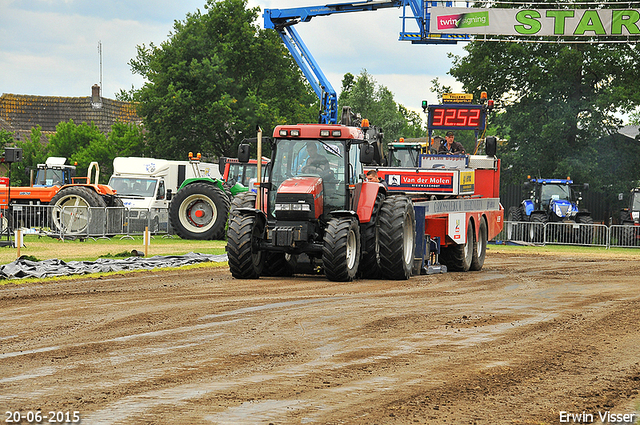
left=226, top=119, right=416, bottom=282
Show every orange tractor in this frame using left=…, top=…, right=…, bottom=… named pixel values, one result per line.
left=1, top=157, right=122, bottom=236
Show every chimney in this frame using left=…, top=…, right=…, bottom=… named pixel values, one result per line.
left=91, top=84, right=102, bottom=109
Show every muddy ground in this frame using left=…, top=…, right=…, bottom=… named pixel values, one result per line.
left=1, top=249, right=639, bottom=425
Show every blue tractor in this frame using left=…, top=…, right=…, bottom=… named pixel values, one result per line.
left=507, top=178, right=592, bottom=243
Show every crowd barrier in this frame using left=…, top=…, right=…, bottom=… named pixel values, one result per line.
left=1, top=205, right=173, bottom=240
left=498, top=220, right=640, bottom=248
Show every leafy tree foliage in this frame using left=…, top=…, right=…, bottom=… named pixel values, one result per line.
left=450, top=41, right=640, bottom=191
left=11, top=126, right=48, bottom=187
left=128, top=0, right=316, bottom=161
left=339, top=70, right=425, bottom=146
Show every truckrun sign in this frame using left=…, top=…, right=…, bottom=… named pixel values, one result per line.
left=430, top=7, right=640, bottom=37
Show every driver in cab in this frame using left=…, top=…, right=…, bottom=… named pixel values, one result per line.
left=302, top=141, right=330, bottom=173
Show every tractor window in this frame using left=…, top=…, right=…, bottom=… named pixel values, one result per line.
left=540, top=184, right=571, bottom=207
left=389, top=147, right=420, bottom=168
left=35, top=169, right=65, bottom=187
left=631, top=192, right=640, bottom=211
left=270, top=139, right=347, bottom=217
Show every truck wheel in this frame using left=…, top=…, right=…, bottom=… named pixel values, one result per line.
left=529, top=213, right=546, bottom=243
left=50, top=187, right=106, bottom=235
left=358, top=193, right=384, bottom=279
left=263, top=253, right=297, bottom=277
left=378, top=195, right=415, bottom=280
left=507, top=206, right=522, bottom=241
left=227, top=211, right=264, bottom=279
left=440, top=217, right=475, bottom=272
left=323, top=217, right=360, bottom=282
left=576, top=215, right=594, bottom=245
left=231, top=191, right=256, bottom=210
left=470, top=218, right=488, bottom=271
left=169, top=182, right=230, bottom=240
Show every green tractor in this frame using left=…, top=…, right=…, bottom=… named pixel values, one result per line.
left=168, top=155, right=268, bottom=240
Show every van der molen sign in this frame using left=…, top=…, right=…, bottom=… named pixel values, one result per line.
left=430, top=7, right=640, bottom=37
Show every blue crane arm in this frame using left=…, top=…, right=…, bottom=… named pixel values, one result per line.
left=264, top=0, right=471, bottom=123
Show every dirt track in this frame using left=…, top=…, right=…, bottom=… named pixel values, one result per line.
left=1, top=249, right=639, bottom=425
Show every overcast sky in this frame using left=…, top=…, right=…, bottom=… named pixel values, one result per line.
left=0, top=0, right=466, bottom=114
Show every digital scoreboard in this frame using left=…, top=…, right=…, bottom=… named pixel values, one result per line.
left=426, top=105, right=487, bottom=131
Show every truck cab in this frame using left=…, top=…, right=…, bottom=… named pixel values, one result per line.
left=109, top=157, right=221, bottom=233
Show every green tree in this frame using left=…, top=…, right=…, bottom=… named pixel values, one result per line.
left=12, top=126, right=49, bottom=187
left=450, top=41, right=640, bottom=189
left=0, top=129, right=14, bottom=148
left=129, top=0, right=316, bottom=161
left=339, top=70, right=422, bottom=145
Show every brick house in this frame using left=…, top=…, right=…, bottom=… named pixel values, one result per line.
left=0, top=85, right=140, bottom=143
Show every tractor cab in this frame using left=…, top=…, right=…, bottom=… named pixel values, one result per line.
left=523, top=178, right=587, bottom=221
left=33, top=157, right=76, bottom=187
left=387, top=139, right=427, bottom=168
left=268, top=136, right=360, bottom=221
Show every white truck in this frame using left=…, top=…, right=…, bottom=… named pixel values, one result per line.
left=108, top=157, right=221, bottom=233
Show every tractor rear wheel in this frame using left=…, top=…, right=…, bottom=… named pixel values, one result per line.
left=358, top=193, right=384, bottom=279
left=470, top=218, right=488, bottom=271
left=169, top=182, right=230, bottom=240
left=440, top=217, right=475, bottom=272
left=227, top=211, right=264, bottom=279
left=529, top=213, right=546, bottom=243
left=50, top=187, right=106, bottom=236
left=323, top=217, right=360, bottom=282
left=576, top=215, right=594, bottom=245
left=378, top=195, right=415, bottom=280
left=507, top=206, right=522, bottom=241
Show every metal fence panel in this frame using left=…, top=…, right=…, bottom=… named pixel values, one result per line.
left=3, top=205, right=170, bottom=239
left=609, top=225, right=640, bottom=248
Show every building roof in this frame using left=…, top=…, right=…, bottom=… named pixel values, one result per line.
left=0, top=88, right=140, bottom=141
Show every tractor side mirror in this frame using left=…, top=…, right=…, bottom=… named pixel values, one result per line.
left=166, top=189, right=172, bottom=201
left=237, top=144, right=250, bottom=163
left=485, top=136, right=497, bottom=157
left=583, top=183, right=589, bottom=190
left=360, top=143, right=375, bottom=165
left=218, top=157, right=227, bottom=175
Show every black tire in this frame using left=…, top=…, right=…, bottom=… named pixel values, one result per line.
left=575, top=215, right=594, bottom=245
left=378, top=195, right=415, bottom=280
left=507, top=206, right=522, bottom=241
left=227, top=212, right=264, bottom=279
left=231, top=191, right=256, bottom=210
left=169, top=182, right=231, bottom=240
left=263, top=253, right=297, bottom=277
left=529, top=213, right=546, bottom=243
left=323, top=217, right=361, bottom=282
left=470, top=218, right=488, bottom=271
left=49, top=186, right=107, bottom=235
left=440, top=217, right=475, bottom=272
left=358, top=193, right=384, bottom=279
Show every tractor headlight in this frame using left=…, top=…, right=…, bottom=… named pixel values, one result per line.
left=275, top=202, right=311, bottom=212
left=275, top=194, right=315, bottom=220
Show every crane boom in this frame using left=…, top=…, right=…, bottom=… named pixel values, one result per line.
left=264, top=0, right=470, bottom=124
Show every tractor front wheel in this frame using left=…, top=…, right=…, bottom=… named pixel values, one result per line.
left=227, top=211, right=265, bottom=279
left=323, top=217, right=361, bottom=282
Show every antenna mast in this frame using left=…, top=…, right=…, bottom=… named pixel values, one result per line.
left=98, top=40, right=103, bottom=96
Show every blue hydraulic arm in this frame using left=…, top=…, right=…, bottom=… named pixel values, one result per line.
left=264, top=0, right=471, bottom=124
